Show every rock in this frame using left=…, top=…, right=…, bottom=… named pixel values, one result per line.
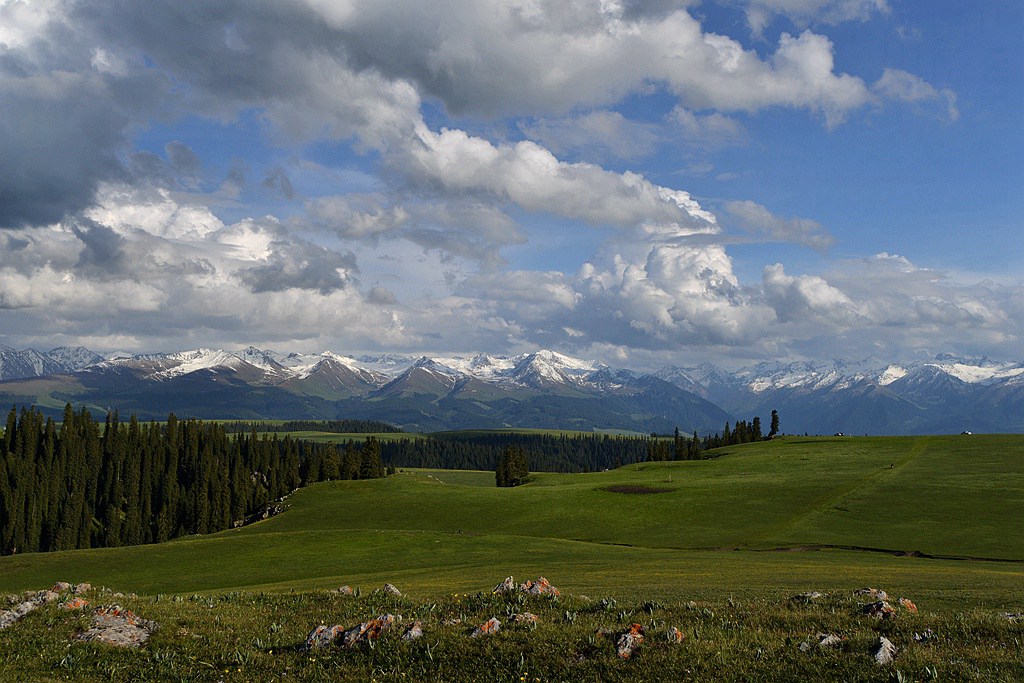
left=37, top=590, right=61, bottom=605
left=913, top=629, right=935, bottom=643
left=59, top=597, right=89, bottom=611
left=790, top=591, right=826, bottom=603
left=341, top=614, right=397, bottom=648
left=51, top=581, right=72, bottom=593
left=1, top=590, right=62, bottom=630
left=73, top=582, right=92, bottom=594
left=855, top=587, right=888, bottom=600
left=816, top=633, right=844, bottom=649
left=616, top=623, right=644, bottom=659
left=869, top=636, right=897, bottom=665
left=471, top=617, right=501, bottom=637
left=493, top=576, right=516, bottom=594
left=76, top=605, right=158, bottom=648
left=519, top=577, right=559, bottom=597
left=666, top=626, right=684, bottom=644
left=513, top=612, right=538, bottom=625
left=898, top=597, right=918, bottom=613
left=401, top=621, right=424, bottom=641
left=800, top=632, right=845, bottom=651
left=336, top=585, right=354, bottom=596
left=382, top=583, right=402, bottom=597
left=442, top=617, right=462, bottom=626
left=305, top=624, right=345, bottom=649
left=863, top=601, right=897, bottom=620
left=1002, top=612, right=1022, bottom=622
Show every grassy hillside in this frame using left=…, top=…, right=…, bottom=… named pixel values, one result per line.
left=0, top=435, right=1020, bottom=598
left=1, top=435, right=1022, bottom=681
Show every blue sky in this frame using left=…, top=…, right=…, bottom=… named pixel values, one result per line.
left=1, top=0, right=1021, bottom=368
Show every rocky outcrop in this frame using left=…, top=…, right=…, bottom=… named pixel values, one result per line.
left=471, top=617, right=501, bottom=637
left=869, top=636, right=897, bottom=665
left=76, top=605, right=158, bottom=648
left=616, top=623, right=644, bottom=659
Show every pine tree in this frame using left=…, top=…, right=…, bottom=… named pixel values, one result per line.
left=496, top=445, right=529, bottom=487
left=769, top=410, right=780, bottom=438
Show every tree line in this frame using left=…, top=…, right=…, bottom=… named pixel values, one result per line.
left=378, top=432, right=657, bottom=472
left=0, top=405, right=385, bottom=556
left=221, top=419, right=403, bottom=434
left=647, top=411, right=778, bottom=460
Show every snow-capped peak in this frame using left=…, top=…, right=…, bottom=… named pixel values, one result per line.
left=877, top=365, right=907, bottom=386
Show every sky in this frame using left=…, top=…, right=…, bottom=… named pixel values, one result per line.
left=0, top=0, right=1021, bottom=369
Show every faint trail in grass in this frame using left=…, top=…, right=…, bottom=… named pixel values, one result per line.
left=751, top=437, right=933, bottom=548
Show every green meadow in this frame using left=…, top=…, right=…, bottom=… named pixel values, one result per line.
left=1, top=435, right=1022, bottom=681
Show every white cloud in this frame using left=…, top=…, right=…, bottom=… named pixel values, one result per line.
left=403, top=126, right=719, bottom=232
left=725, top=199, right=834, bottom=250
left=0, top=0, right=1008, bottom=365
left=762, top=262, right=861, bottom=323
left=740, top=0, right=889, bottom=35
left=874, top=68, right=959, bottom=121
left=519, top=111, right=662, bottom=161
left=669, top=107, right=747, bottom=149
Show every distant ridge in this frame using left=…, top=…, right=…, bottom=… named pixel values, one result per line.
left=1, top=346, right=1022, bottom=434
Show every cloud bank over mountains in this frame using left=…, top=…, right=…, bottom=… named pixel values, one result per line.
left=0, top=0, right=1018, bottom=366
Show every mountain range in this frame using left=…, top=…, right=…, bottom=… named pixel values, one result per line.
left=1, top=346, right=1022, bottom=435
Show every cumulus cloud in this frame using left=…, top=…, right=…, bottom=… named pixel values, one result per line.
left=0, top=0, right=1005, bottom=364
left=725, top=200, right=835, bottom=250
left=762, top=263, right=861, bottom=323
left=402, top=126, right=719, bottom=232
left=669, top=107, right=747, bottom=149
left=519, top=111, right=662, bottom=161
left=236, top=239, right=358, bottom=295
left=874, top=68, right=959, bottom=121
left=741, top=0, right=889, bottom=35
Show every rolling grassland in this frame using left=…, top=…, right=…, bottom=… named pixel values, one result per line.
left=1, top=435, right=1021, bottom=681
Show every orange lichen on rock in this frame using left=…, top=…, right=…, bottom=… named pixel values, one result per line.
left=520, top=577, right=560, bottom=596
left=864, top=601, right=897, bottom=620
left=471, top=617, right=501, bottom=637
left=616, top=623, right=645, bottom=659
left=898, top=597, right=918, bottom=613
left=60, top=597, right=89, bottom=611
left=341, top=614, right=397, bottom=648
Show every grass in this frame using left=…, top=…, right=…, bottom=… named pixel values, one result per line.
left=1, top=579, right=1021, bottom=682
left=1, top=435, right=1022, bottom=680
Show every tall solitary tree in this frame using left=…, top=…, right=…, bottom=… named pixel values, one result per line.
left=496, top=445, right=529, bottom=487
left=768, top=410, right=780, bottom=438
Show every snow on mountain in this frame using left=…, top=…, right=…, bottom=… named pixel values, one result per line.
left=0, top=347, right=61, bottom=380
left=46, top=346, right=104, bottom=371
left=929, top=361, right=1024, bottom=385
left=877, top=365, right=908, bottom=385
left=153, top=349, right=248, bottom=379
left=352, top=353, right=419, bottom=377
left=237, top=346, right=287, bottom=373
left=508, top=350, right=605, bottom=388
left=435, top=353, right=518, bottom=379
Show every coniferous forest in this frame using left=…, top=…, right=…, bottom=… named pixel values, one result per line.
left=0, top=405, right=384, bottom=556
left=1, top=404, right=776, bottom=556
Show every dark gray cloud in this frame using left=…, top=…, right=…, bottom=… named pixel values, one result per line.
left=72, top=219, right=128, bottom=276
left=262, top=167, right=295, bottom=201
left=236, top=239, right=358, bottom=294
left=166, top=141, right=202, bottom=177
